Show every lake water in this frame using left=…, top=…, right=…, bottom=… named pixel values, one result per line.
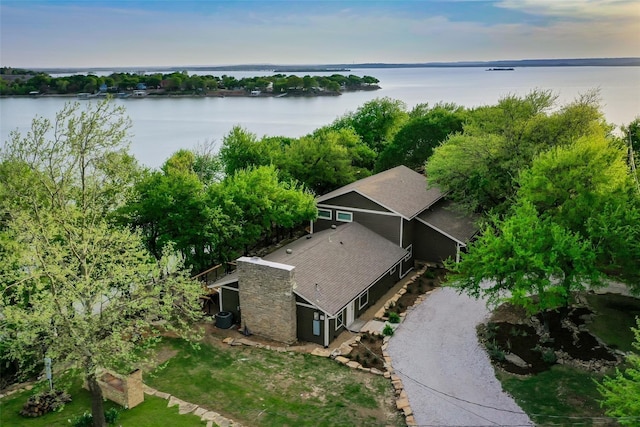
left=2, top=67, right=639, bottom=168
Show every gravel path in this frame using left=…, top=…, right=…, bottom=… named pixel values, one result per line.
left=387, top=287, right=533, bottom=426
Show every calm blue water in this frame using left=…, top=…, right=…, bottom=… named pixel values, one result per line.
left=2, top=67, right=639, bottom=168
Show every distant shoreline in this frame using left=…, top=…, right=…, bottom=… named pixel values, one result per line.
left=27, top=57, right=640, bottom=75
left=1, top=86, right=381, bottom=99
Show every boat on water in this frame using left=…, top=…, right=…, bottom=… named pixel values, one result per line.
left=486, top=67, right=515, bottom=71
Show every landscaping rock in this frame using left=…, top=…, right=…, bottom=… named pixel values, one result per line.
left=155, top=391, right=171, bottom=399
left=334, top=355, right=348, bottom=364
left=346, top=361, right=361, bottom=369
left=370, top=367, right=384, bottom=375
left=311, top=347, right=331, bottom=357
left=194, top=407, right=208, bottom=417
left=505, top=353, right=530, bottom=369
left=395, top=397, right=410, bottom=411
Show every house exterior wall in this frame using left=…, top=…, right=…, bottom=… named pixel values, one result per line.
left=220, top=286, right=240, bottom=322
left=322, top=192, right=391, bottom=212
left=296, top=305, right=325, bottom=346
left=414, top=222, right=458, bottom=263
left=237, top=257, right=297, bottom=344
left=314, top=209, right=401, bottom=245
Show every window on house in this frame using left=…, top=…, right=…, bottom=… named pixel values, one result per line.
left=390, top=266, right=397, bottom=276
left=317, top=209, right=332, bottom=220
left=358, top=291, right=369, bottom=310
left=336, top=211, right=353, bottom=222
left=335, top=310, right=344, bottom=330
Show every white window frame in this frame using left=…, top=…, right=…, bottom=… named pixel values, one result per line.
left=358, top=291, right=369, bottom=310
left=336, top=210, right=353, bottom=223
left=335, top=310, right=344, bottom=330
left=404, top=244, right=413, bottom=262
left=390, top=266, right=397, bottom=276
left=317, top=208, right=332, bottom=220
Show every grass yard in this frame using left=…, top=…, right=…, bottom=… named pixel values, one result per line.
left=145, top=338, right=403, bottom=427
left=497, top=365, right=612, bottom=427
left=0, top=378, right=205, bottom=427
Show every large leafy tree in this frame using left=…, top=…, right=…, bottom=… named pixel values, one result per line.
left=207, top=165, right=317, bottom=259
left=0, top=101, right=203, bottom=427
left=123, top=151, right=230, bottom=274
left=331, top=97, right=409, bottom=154
left=426, top=90, right=607, bottom=214
left=218, top=126, right=280, bottom=176
left=375, top=103, right=467, bottom=172
left=449, top=200, right=602, bottom=316
left=449, top=132, right=640, bottom=313
left=598, top=319, right=640, bottom=426
left=277, top=128, right=374, bottom=194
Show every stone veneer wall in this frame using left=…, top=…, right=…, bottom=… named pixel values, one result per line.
left=237, top=257, right=297, bottom=344
left=90, top=369, right=144, bottom=409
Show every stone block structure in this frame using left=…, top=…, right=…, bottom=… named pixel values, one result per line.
left=237, top=257, right=297, bottom=344
left=90, top=369, right=144, bottom=409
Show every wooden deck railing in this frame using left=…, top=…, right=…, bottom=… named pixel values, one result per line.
left=192, top=262, right=237, bottom=287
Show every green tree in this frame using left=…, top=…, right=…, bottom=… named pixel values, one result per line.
left=449, top=133, right=640, bottom=314
left=426, top=90, right=607, bottom=213
left=208, top=165, right=316, bottom=257
left=0, top=100, right=203, bottom=427
left=517, top=134, right=640, bottom=287
left=332, top=97, right=409, bottom=154
left=218, top=126, right=278, bottom=175
left=375, top=103, right=467, bottom=172
left=124, top=150, right=229, bottom=273
left=278, top=128, right=374, bottom=194
left=449, top=200, right=601, bottom=315
left=598, top=318, right=640, bottom=426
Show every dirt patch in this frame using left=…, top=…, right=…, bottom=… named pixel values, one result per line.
left=481, top=302, right=620, bottom=375
left=391, top=268, right=446, bottom=315
left=348, top=332, right=385, bottom=370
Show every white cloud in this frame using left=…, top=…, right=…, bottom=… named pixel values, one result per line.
left=496, top=0, right=640, bottom=20
left=1, top=1, right=639, bottom=68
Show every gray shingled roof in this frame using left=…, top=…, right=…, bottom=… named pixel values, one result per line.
left=264, top=222, right=407, bottom=316
left=316, top=165, right=444, bottom=219
left=417, top=199, right=479, bottom=245
left=211, top=223, right=407, bottom=316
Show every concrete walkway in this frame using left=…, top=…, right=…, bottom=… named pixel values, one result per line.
left=387, top=287, right=533, bottom=426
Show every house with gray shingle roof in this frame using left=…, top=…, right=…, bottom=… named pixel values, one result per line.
left=210, top=165, right=477, bottom=347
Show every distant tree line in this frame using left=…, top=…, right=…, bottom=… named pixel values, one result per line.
left=0, top=68, right=379, bottom=96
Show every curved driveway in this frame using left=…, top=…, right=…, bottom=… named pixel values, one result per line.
left=387, top=287, right=533, bottom=426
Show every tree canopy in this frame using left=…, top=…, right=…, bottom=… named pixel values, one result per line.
left=448, top=131, right=640, bottom=313
left=426, top=90, right=607, bottom=214
left=0, top=100, right=203, bottom=427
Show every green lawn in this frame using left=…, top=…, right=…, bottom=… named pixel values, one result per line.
left=0, top=378, right=205, bottom=427
left=144, top=338, right=402, bottom=427
left=498, top=365, right=609, bottom=427
left=585, top=292, right=640, bottom=353
left=2, top=338, right=401, bottom=427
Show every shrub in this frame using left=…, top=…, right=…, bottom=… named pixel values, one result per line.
left=105, top=407, right=120, bottom=425
left=424, top=270, right=436, bottom=279
left=388, top=312, right=401, bottom=323
left=69, top=412, right=93, bottom=427
left=383, top=324, right=394, bottom=336
left=542, top=349, right=557, bottom=364
left=486, top=340, right=505, bottom=361
left=69, top=408, right=121, bottom=427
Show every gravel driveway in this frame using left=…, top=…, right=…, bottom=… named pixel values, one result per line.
left=387, top=287, right=533, bottom=426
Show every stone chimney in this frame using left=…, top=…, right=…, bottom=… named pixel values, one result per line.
left=237, top=257, right=296, bottom=344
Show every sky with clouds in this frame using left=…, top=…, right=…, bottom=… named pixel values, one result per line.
left=1, top=0, right=638, bottom=68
